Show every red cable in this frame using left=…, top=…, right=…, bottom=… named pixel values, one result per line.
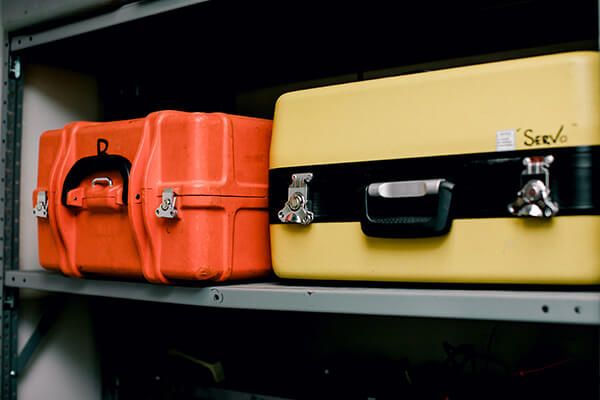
left=517, top=357, right=573, bottom=376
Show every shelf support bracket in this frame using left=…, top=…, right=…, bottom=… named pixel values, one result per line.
left=16, top=298, right=67, bottom=375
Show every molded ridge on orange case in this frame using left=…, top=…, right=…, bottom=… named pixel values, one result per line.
left=35, top=111, right=272, bottom=283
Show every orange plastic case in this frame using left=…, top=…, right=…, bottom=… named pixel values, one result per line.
left=34, top=111, right=272, bottom=283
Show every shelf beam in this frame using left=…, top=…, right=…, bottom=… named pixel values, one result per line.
left=6, top=270, right=600, bottom=325
left=10, top=0, right=209, bottom=51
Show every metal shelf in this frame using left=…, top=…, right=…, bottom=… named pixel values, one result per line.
left=10, top=0, right=209, bottom=51
left=6, top=270, right=600, bottom=325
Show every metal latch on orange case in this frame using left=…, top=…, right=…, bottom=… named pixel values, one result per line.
left=155, top=188, right=178, bottom=219
left=33, top=191, right=48, bottom=218
left=278, top=173, right=314, bottom=225
left=508, top=156, right=559, bottom=218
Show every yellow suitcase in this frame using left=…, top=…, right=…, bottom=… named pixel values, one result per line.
left=269, top=51, right=600, bottom=284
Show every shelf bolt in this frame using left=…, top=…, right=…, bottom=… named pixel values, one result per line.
left=210, top=288, right=223, bottom=304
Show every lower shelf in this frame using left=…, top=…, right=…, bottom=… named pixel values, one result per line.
left=5, top=270, right=600, bottom=325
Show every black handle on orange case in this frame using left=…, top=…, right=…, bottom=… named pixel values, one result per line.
left=61, top=154, right=132, bottom=207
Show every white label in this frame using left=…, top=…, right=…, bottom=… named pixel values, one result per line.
left=496, top=129, right=516, bottom=151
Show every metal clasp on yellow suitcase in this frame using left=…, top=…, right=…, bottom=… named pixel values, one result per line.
left=360, top=179, right=455, bottom=238
left=507, top=155, right=559, bottom=218
left=278, top=173, right=314, bottom=225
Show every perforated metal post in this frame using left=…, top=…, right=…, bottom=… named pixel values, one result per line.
left=0, top=35, right=22, bottom=400
left=0, top=31, right=10, bottom=400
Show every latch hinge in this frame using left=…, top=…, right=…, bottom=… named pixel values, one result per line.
left=155, top=188, right=178, bottom=218
left=33, top=191, right=48, bottom=218
left=278, top=173, right=314, bottom=225
left=4, top=295, right=14, bottom=309
left=9, top=56, right=21, bottom=79
left=507, top=156, right=559, bottom=218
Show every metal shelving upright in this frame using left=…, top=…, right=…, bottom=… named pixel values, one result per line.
left=0, top=30, right=23, bottom=399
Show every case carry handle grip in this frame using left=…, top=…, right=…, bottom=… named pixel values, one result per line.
left=91, top=176, right=113, bottom=187
left=360, top=179, right=455, bottom=238
left=61, top=154, right=132, bottom=207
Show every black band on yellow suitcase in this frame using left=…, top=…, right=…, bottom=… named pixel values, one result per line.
left=269, top=146, right=600, bottom=237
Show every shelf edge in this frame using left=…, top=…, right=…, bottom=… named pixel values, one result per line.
left=10, top=0, right=209, bottom=51
left=6, top=270, right=600, bottom=325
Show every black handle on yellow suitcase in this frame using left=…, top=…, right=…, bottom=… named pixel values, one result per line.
left=360, top=179, right=455, bottom=238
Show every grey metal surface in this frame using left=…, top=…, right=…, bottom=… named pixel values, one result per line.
left=0, top=30, right=7, bottom=400
left=1, top=40, right=22, bottom=400
left=6, top=270, right=600, bottom=325
left=10, top=0, right=210, bottom=50
left=2, top=0, right=132, bottom=32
